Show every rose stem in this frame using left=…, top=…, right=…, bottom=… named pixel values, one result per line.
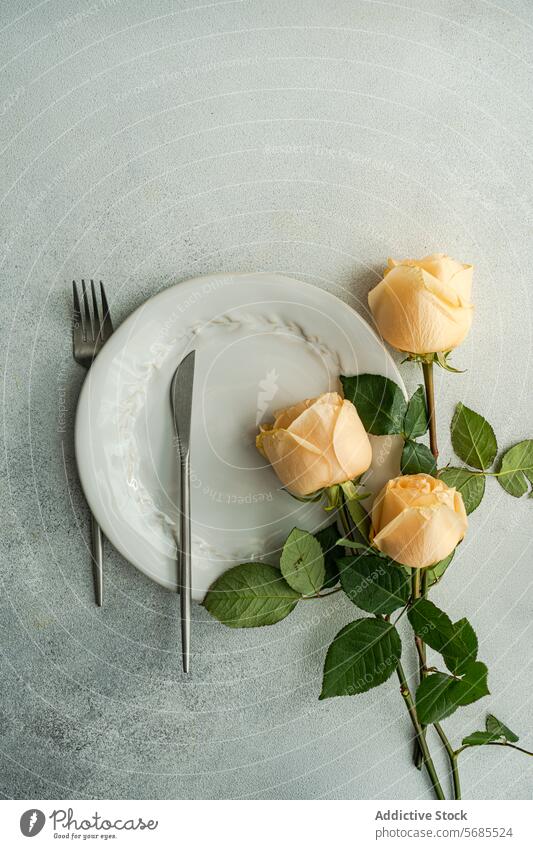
left=455, top=742, right=533, bottom=758
left=412, top=568, right=427, bottom=769
left=396, top=661, right=446, bottom=800
left=338, top=495, right=355, bottom=541
left=412, top=359, right=437, bottom=767
left=418, top=358, right=461, bottom=799
left=422, top=360, right=438, bottom=460
left=435, top=723, right=461, bottom=799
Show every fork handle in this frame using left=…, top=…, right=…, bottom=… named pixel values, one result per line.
left=90, top=515, right=103, bottom=607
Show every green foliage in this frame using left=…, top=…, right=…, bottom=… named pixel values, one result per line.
left=411, top=599, right=488, bottom=723
left=450, top=618, right=479, bottom=675
left=339, top=554, right=410, bottom=615
left=450, top=403, right=498, bottom=470
left=403, top=386, right=429, bottom=438
left=439, top=467, right=485, bottom=514
left=203, top=563, right=300, bottom=627
left=280, top=528, right=325, bottom=595
left=320, top=618, right=401, bottom=699
left=497, top=440, right=533, bottom=497
left=408, top=599, right=478, bottom=675
left=400, top=385, right=436, bottom=475
left=485, top=714, right=519, bottom=743
left=340, top=373, right=407, bottom=435
left=462, top=715, right=519, bottom=747
left=415, top=661, right=489, bottom=724
left=461, top=731, right=500, bottom=746
left=401, top=440, right=437, bottom=475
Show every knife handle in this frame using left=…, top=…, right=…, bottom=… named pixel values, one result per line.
left=90, top=514, right=103, bottom=607
left=179, top=453, right=191, bottom=673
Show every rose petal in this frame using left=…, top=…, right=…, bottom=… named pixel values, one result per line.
left=260, top=428, right=332, bottom=495
left=373, top=505, right=467, bottom=568
left=332, top=400, right=372, bottom=479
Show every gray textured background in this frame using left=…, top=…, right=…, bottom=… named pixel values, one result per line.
left=1, top=0, right=532, bottom=800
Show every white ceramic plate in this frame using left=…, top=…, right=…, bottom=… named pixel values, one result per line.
left=75, top=273, right=405, bottom=600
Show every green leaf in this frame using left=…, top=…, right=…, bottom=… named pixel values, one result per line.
left=408, top=599, right=477, bottom=675
left=320, top=618, right=401, bottom=699
left=401, top=439, right=437, bottom=475
left=280, top=528, right=325, bottom=594
left=486, top=714, right=519, bottom=743
left=462, top=731, right=500, bottom=746
left=315, top=523, right=341, bottom=589
left=450, top=403, right=498, bottom=470
left=340, top=373, right=407, bottom=436
left=416, top=673, right=458, bottom=724
left=451, top=618, right=479, bottom=676
left=439, top=467, right=485, bottom=514
left=497, top=440, right=533, bottom=497
left=426, top=552, right=454, bottom=586
left=403, top=386, right=429, bottom=438
left=462, top=715, right=520, bottom=748
left=456, top=661, right=490, bottom=705
left=409, top=599, right=463, bottom=673
left=203, top=563, right=300, bottom=627
left=416, top=661, right=489, bottom=724
left=339, top=554, right=410, bottom=615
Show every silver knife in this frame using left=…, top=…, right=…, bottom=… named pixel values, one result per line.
left=170, top=350, right=196, bottom=673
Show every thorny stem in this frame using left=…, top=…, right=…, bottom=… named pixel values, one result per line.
left=455, top=742, right=533, bottom=758
left=412, top=569, right=427, bottom=769
left=338, top=500, right=353, bottom=540
left=422, top=360, right=438, bottom=460
left=411, top=587, right=460, bottom=797
left=396, top=661, right=446, bottom=800
left=393, top=600, right=410, bottom=625
left=418, top=359, right=461, bottom=798
left=435, top=723, right=461, bottom=799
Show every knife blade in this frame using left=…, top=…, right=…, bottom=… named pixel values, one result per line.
left=170, top=350, right=196, bottom=673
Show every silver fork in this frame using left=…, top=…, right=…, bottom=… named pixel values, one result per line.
left=72, top=279, right=114, bottom=606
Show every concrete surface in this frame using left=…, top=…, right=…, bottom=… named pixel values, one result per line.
left=0, top=0, right=532, bottom=799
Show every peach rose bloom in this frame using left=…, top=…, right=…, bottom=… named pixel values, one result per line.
left=368, top=253, right=473, bottom=355
left=371, top=473, right=468, bottom=568
left=256, top=392, right=372, bottom=496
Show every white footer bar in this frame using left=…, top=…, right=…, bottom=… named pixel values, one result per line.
left=2, top=799, right=532, bottom=848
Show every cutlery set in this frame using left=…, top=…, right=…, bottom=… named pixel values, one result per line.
left=72, top=280, right=195, bottom=672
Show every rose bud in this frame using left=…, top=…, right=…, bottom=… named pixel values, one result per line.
left=256, top=392, right=372, bottom=497
left=371, top=473, right=468, bottom=568
left=368, top=253, right=473, bottom=355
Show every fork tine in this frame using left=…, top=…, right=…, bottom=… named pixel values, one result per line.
left=81, top=279, right=93, bottom=341
left=72, top=281, right=83, bottom=347
left=99, top=281, right=113, bottom=339
left=90, top=279, right=101, bottom=339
